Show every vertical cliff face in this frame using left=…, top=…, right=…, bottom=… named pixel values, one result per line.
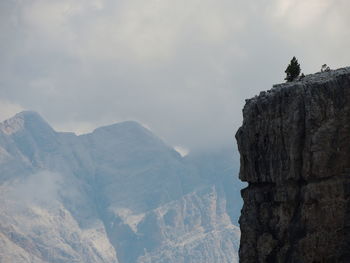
left=236, top=68, right=350, bottom=262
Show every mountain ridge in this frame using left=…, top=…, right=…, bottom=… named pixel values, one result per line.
left=0, top=111, right=242, bottom=263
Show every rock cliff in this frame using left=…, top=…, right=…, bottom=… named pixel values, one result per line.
left=236, top=67, right=350, bottom=262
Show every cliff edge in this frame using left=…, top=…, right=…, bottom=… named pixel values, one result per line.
left=236, top=67, right=350, bottom=262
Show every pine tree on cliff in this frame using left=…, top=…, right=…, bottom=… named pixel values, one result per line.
left=285, top=56, right=301, bottom=82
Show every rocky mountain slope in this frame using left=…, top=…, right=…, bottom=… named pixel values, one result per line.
left=236, top=67, right=350, bottom=262
left=0, top=111, right=242, bottom=263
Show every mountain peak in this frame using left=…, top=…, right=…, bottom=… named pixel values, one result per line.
left=0, top=111, right=53, bottom=135
left=14, top=111, right=45, bottom=123
left=94, top=120, right=145, bottom=132
left=92, top=120, right=157, bottom=140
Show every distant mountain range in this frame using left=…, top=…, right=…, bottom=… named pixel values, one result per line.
left=0, top=111, right=243, bottom=263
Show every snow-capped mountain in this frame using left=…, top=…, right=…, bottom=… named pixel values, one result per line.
left=0, top=111, right=242, bottom=263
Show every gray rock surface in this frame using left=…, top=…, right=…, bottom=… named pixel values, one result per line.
left=236, top=67, right=350, bottom=262
left=0, top=111, right=242, bottom=263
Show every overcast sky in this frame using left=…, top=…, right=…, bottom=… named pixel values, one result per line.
left=1, top=0, right=350, bottom=152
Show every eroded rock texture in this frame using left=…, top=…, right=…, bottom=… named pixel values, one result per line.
left=236, top=68, right=350, bottom=263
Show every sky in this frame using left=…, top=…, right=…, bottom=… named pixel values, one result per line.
left=1, top=0, right=350, bottom=152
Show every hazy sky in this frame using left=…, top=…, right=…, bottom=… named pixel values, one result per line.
left=1, top=0, right=350, bottom=152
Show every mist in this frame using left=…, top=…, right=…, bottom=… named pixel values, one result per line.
left=1, top=0, right=350, bottom=151
left=6, top=171, right=62, bottom=208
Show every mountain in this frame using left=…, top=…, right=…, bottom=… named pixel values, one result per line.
left=236, top=67, right=350, bottom=262
left=0, top=111, right=242, bottom=263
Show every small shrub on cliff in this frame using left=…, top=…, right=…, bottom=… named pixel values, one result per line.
left=285, top=57, right=301, bottom=82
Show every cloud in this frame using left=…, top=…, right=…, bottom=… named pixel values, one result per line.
left=1, top=0, right=350, bottom=151
left=174, top=146, right=189, bottom=157
left=0, top=100, right=24, bottom=122
left=16, top=0, right=245, bottom=63
left=8, top=171, right=63, bottom=207
left=271, top=0, right=331, bottom=25
left=267, top=0, right=350, bottom=70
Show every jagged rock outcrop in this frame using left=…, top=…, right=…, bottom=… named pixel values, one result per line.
left=0, top=111, right=242, bottom=263
left=236, top=67, right=350, bottom=262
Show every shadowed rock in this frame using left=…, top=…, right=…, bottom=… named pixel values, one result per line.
left=236, top=67, right=350, bottom=262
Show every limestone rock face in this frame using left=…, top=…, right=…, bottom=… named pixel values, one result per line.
left=236, top=67, right=350, bottom=263
left=0, top=111, right=242, bottom=263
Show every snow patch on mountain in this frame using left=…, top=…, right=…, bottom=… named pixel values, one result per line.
left=0, top=111, right=242, bottom=263
left=0, top=114, right=25, bottom=135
